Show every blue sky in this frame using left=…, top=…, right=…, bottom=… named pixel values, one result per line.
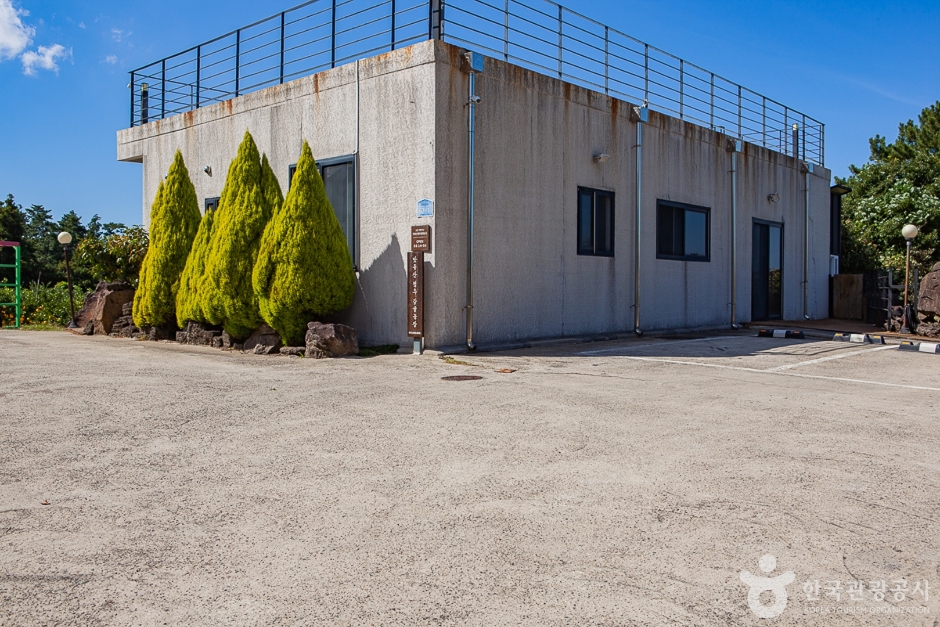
left=0, top=0, right=937, bottom=226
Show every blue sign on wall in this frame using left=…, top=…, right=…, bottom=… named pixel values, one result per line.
left=417, top=198, right=434, bottom=218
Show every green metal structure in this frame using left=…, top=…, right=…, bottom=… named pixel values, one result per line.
left=0, top=241, right=22, bottom=329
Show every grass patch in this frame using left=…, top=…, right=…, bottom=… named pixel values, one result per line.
left=443, top=356, right=480, bottom=366
left=6, top=324, right=67, bottom=332
left=358, top=344, right=399, bottom=358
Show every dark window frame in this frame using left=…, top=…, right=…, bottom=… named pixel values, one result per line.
left=205, top=197, right=220, bottom=213
left=656, top=199, right=711, bottom=262
left=288, top=155, right=358, bottom=270
left=577, top=186, right=615, bottom=257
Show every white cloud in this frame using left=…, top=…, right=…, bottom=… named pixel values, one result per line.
left=0, top=0, right=34, bottom=60
left=78, top=21, right=85, bottom=30
left=104, top=54, right=116, bottom=65
left=22, top=43, right=69, bottom=75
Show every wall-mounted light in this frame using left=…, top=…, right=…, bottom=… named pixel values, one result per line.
left=767, top=193, right=780, bottom=203
left=593, top=153, right=611, bottom=164
left=204, top=165, right=212, bottom=176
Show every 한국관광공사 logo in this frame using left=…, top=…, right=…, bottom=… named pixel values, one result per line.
left=740, top=555, right=796, bottom=618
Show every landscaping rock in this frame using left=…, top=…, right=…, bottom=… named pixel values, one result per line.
left=142, top=324, right=176, bottom=341
left=279, top=346, right=305, bottom=357
left=221, top=331, right=244, bottom=351
left=305, top=322, right=358, bottom=359
left=244, top=323, right=282, bottom=355
left=177, top=321, right=222, bottom=346
left=917, top=264, right=940, bottom=317
left=74, top=281, right=135, bottom=336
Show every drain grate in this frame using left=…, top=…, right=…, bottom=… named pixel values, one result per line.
left=441, top=375, right=483, bottom=381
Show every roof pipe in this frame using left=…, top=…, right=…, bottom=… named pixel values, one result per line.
left=632, top=105, right=649, bottom=336
left=463, top=51, right=483, bottom=351
left=727, top=137, right=742, bottom=329
left=802, top=161, right=814, bottom=320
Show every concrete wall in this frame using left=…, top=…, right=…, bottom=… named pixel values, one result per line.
left=433, top=46, right=831, bottom=347
left=118, top=40, right=831, bottom=349
left=118, top=43, right=441, bottom=347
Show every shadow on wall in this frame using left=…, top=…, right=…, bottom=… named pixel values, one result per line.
left=325, top=233, right=405, bottom=346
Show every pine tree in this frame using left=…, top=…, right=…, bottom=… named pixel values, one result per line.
left=200, top=131, right=281, bottom=339
left=133, top=151, right=201, bottom=328
left=253, top=141, right=355, bottom=345
left=176, top=207, right=216, bottom=327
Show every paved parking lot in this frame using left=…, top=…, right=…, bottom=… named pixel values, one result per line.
left=1, top=329, right=938, bottom=626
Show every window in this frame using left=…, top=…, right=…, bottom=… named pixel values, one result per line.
left=656, top=200, right=709, bottom=261
left=205, top=197, right=220, bottom=213
left=289, top=156, right=357, bottom=267
left=577, top=187, right=615, bottom=256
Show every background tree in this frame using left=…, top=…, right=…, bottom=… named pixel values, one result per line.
left=75, top=226, right=149, bottom=286
left=0, top=195, right=26, bottom=281
left=176, top=206, right=216, bottom=327
left=839, top=101, right=940, bottom=275
left=253, top=141, right=355, bottom=345
left=133, top=152, right=201, bottom=329
left=200, top=131, right=281, bottom=339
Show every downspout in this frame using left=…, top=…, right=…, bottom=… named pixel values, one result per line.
left=355, top=59, right=361, bottom=272
left=632, top=106, right=648, bottom=336
left=802, top=162, right=813, bottom=319
left=727, top=138, right=742, bottom=328
left=464, top=52, right=483, bottom=350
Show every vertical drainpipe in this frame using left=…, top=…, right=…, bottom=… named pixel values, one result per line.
left=803, top=162, right=813, bottom=319
left=727, top=137, right=742, bottom=328
left=464, top=51, right=484, bottom=350
left=631, top=106, right=648, bottom=336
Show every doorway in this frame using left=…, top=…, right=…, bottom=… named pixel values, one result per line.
left=752, top=221, right=783, bottom=320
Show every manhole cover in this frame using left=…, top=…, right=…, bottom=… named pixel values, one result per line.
left=441, top=375, right=483, bottom=381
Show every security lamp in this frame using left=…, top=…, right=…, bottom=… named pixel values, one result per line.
left=767, top=193, right=780, bottom=203
left=57, top=232, right=72, bottom=246
left=204, top=165, right=212, bottom=176
left=902, top=224, right=918, bottom=240
left=593, top=153, right=611, bottom=164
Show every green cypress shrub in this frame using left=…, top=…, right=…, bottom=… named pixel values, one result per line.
left=176, top=207, right=216, bottom=327
left=133, top=151, right=202, bottom=328
left=200, top=131, right=280, bottom=339
left=253, top=141, right=355, bottom=345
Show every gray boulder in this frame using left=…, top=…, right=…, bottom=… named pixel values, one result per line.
left=244, top=323, right=283, bottom=355
left=305, top=322, right=358, bottom=359
left=73, top=281, right=135, bottom=335
left=917, top=264, right=940, bottom=317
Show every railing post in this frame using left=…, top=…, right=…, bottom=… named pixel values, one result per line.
left=141, top=82, right=149, bottom=124
left=802, top=113, right=807, bottom=164
left=331, top=0, right=337, bottom=68
left=557, top=5, right=563, bottom=78
left=604, top=26, right=609, bottom=95
left=761, top=96, right=766, bottom=148
left=280, top=12, right=286, bottom=81
left=130, top=71, right=135, bottom=127
left=391, top=0, right=397, bottom=50
left=430, top=0, right=443, bottom=40
left=161, top=60, right=166, bottom=119
left=736, top=85, right=742, bottom=139
left=709, top=73, right=714, bottom=129
left=783, top=107, right=789, bottom=153
left=679, top=59, right=684, bottom=120
left=820, top=123, right=825, bottom=166
left=504, top=0, right=509, bottom=61
left=643, top=44, right=649, bottom=105
left=195, top=45, right=201, bottom=108
left=235, top=30, right=241, bottom=96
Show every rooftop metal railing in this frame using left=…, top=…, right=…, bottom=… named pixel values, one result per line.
left=129, top=0, right=824, bottom=166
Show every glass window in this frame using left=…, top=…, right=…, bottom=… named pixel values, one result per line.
left=205, top=197, right=220, bottom=213
left=656, top=200, right=709, bottom=262
left=288, top=156, right=357, bottom=268
left=577, top=187, right=615, bottom=257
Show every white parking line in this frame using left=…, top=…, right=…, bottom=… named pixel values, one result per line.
left=766, top=345, right=895, bottom=371
left=612, top=355, right=940, bottom=392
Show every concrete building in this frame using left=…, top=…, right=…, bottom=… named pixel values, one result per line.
left=118, top=0, right=831, bottom=350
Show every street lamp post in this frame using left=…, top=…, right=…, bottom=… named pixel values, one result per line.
left=57, top=232, right=78, bottom=329
left=901, top=224, right=919, bottom=334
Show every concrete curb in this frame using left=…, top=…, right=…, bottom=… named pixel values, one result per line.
left=899, top=340, right=940, bottom=354
left=833, top=333, right=886, bottom=344
left=757, top=329, right=806, bottom=339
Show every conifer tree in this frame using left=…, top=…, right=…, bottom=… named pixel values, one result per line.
left=253, top=141, right=355, bottom=344
left=176, top=207, right=215, bottom=327
left=133, top=151, right=201, bottom=328
left=200, top=131, right=281, bottom=339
